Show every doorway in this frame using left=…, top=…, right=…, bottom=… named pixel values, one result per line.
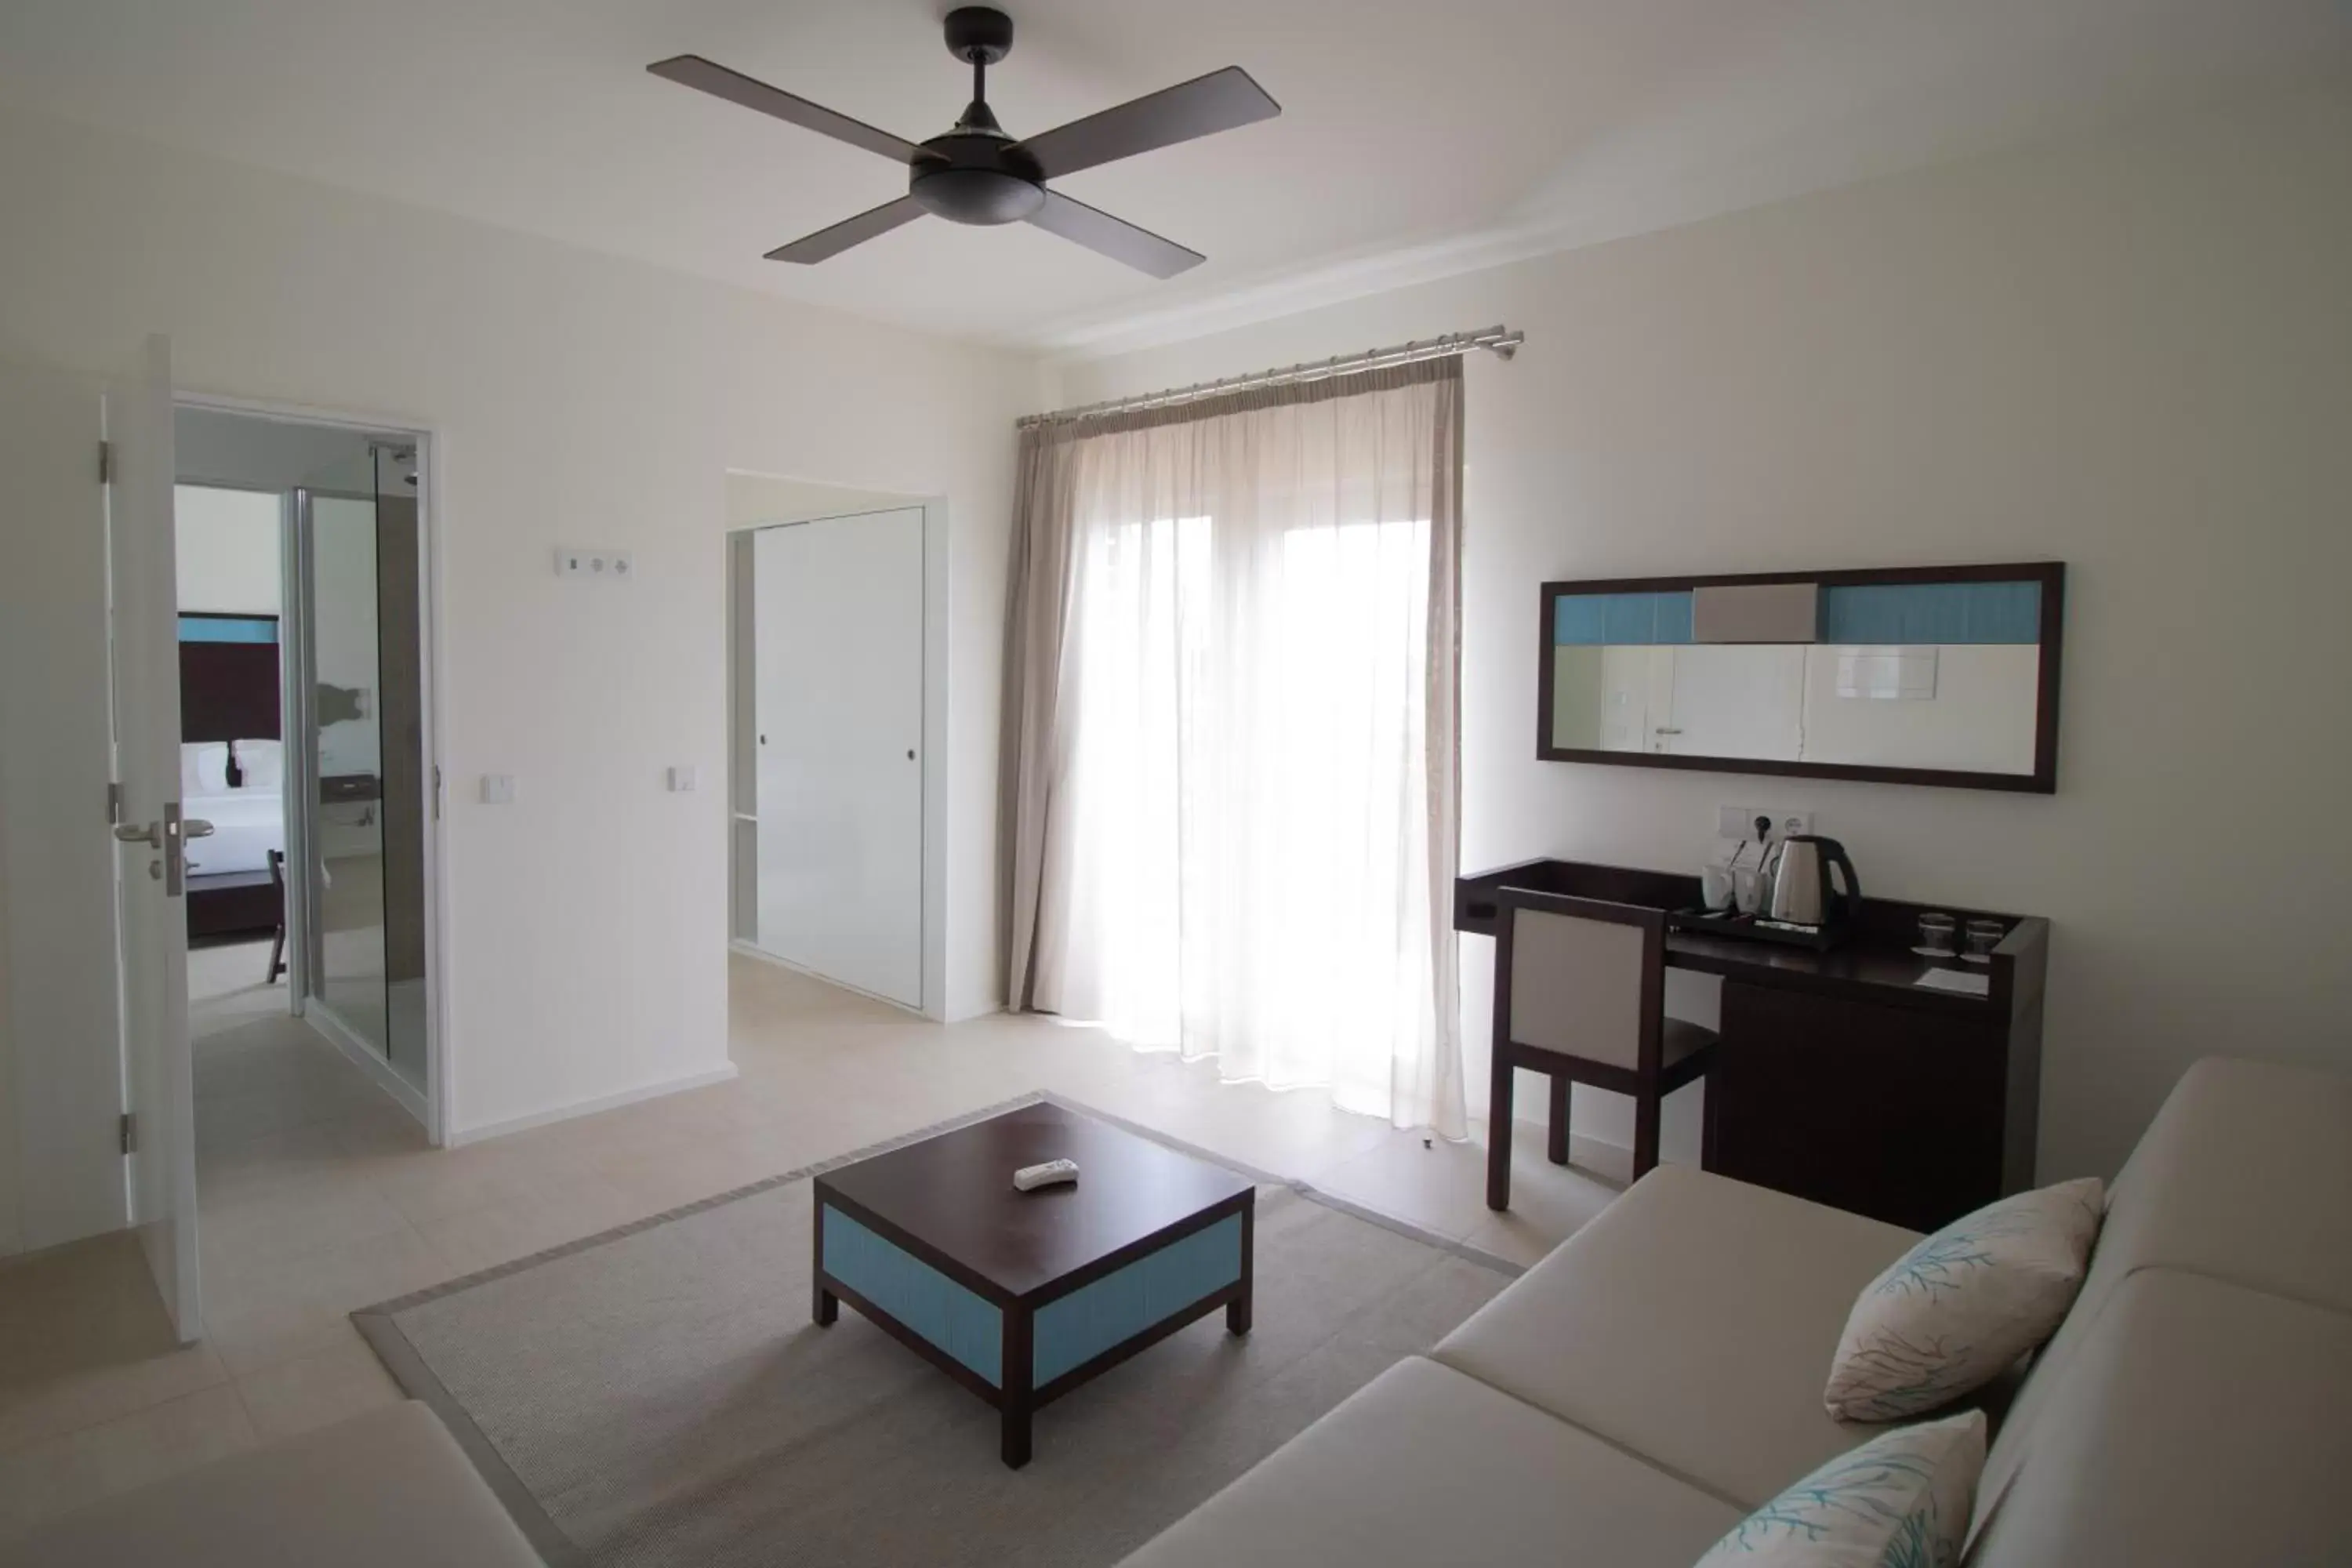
left=724, top=474, right=949, bottom=1019
left=174, top=406, right=439, bottom=1137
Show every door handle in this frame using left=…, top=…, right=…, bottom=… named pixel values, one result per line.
left=114, top=821, right=162, bottom=846
left=184, top=818, right=215, bottom=839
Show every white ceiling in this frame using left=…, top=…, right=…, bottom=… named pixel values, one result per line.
left=2, top=1, right=2344, bottom=356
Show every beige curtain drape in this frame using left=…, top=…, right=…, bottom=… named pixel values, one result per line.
left=1001, top=357, right=1465, bottom=1136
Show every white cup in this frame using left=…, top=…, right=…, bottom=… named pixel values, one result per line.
left=1733, top=866, right=1766, bottom=915
left=1700, top=865, right=1736, bottom=911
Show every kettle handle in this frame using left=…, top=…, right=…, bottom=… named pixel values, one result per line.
left=1825, top=843, right=1860, bottom=921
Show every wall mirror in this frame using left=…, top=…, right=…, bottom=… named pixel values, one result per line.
left=1538, top=562, right=2063, bottom=792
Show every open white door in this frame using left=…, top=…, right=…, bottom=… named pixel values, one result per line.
left=0, top=355, right=129, bottom=1261
left=105, top=335, right=201, bottom=1341
left=750, top=510, right=925, bottom=1007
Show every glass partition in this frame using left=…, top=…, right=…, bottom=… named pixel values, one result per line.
left=298, top=449, right=389, bottom=1059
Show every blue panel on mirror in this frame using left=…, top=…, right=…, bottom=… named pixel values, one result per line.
left=1555, top=591, right=1693, bottom=645
left=1820, top=581, right=2040, bottom=644
left=178, top=615, right=278, bottom=644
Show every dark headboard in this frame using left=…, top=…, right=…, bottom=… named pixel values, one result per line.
left=179, top=613, right=281, bottom=743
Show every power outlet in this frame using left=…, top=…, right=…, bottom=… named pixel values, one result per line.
left=555, top=546, right=635, bottom=580
left=1717, top=805, right=1814, bottom=840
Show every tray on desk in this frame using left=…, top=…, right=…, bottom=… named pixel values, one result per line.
left=1668, top=906, right=1849, bottom=952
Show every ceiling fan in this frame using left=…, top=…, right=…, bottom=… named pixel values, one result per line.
left=648, top=7, right=1279, bottom=278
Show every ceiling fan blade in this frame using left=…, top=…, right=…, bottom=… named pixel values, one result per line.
left=1026, top=191, right=1203, bottom=279
left=648, top=54, right=926, bottom=165
left=766, top=197, right=929, bottom=264
left=1014, top=66, right=1279, bottom=180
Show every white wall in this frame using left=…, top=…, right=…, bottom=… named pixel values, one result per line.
left=174, top=485, right=280, bottom=615
left=0, top=101, right=1038, bottom=1138
left=1058, top=71, right=2352, bottom=1179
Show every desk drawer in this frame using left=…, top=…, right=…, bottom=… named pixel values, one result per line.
left=1710, top=980, right=2009, bottom=1231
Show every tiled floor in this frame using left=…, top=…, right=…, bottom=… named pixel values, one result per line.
left=0, top=949, right=1624, bottom=1537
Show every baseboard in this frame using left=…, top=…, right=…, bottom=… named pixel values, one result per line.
left=445, top=1063, right=740, bottom=1148
left=303, top=1004, right=430, bottom=1129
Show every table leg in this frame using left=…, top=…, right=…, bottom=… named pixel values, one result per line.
left=1000, top=1409, right=1033, bottom=1469
left=1228, top=1199, right=1254, bottom=1335
left=1547, top=1073, right=1571, bottom=1165
left=812, top=1282, right=838, bottom=1326
left=1000, top=1301, right=1035, bottom=1470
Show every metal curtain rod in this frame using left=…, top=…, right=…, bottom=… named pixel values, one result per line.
left=1018, top=325, right=1525, bottom=430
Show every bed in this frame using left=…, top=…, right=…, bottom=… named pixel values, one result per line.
left=183, top=786, right=285, bottom=878
left=179, top=607, right=287, bottom=940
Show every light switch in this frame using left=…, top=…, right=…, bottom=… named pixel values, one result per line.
left=481, top=774, right=516, bottom=805
left=667, top=765, right=698, bottom=793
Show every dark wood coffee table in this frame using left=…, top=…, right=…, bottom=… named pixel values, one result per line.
left=811, top=1101, right=1257, bottom=1468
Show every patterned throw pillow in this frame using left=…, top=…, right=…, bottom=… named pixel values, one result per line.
left=1824, top=1178, right=2104, bottom=1423
left=1694, top=1410, right=1987, bottom=1567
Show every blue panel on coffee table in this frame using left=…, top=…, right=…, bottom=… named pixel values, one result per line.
left=822, top=1206, right=1004, bottom=1386
left=1032, top=1214, right=1243, bottom=1387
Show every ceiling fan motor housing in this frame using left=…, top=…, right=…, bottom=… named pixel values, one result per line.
left=909, top=135, right=1044, bottom=225
left=913, top=8, right=1043, bottom=224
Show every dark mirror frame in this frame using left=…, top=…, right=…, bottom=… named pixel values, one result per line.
left=1536, top=561, right=2064, bottom=793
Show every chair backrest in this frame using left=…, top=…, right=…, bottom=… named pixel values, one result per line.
left=1498, top=893, right=1661, bottom=1074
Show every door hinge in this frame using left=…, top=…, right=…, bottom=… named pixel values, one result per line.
left=119, top=1112, right=136, bottom=1155
left=107, top=781, right=124, bottom=825
left=99, top=441, right=113, bottom=485
left=432, top=764, right=442, bottom=822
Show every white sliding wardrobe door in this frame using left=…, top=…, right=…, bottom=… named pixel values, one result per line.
left=751, top=510, right=924, bottom=1007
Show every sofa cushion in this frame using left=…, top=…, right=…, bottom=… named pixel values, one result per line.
left=1979, top=1054, right=2352, bottom=1512
left=1965, top=1269, right=2352, bottom=1567
left=0, top=1400, right=542, bottom=1568
left=1697, top=1410, right=1987, bottom=1568
left=1431, top=1164, right=1918, bottom=1508
left=1824, top=1178, right=2103, bottom=1422
left=2097, top=1054, right=2352, bottom=1313
left=1115, top=1356, right=1740, bottom=1568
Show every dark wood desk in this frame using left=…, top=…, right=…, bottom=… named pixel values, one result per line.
left=1456, top=858, right=2049, bottom=1231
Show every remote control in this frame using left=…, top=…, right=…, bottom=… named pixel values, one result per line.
left=1013, top=1159, right=1080, bottom=1192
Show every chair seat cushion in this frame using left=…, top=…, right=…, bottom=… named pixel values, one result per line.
left=0, top=1400, right=543, bottom=1568
left=1661, top=1016, right=1716, bottom=1065
left=1432, top=1164, right=1918, bottom=1508
left=1115, top=1356, right=1740, bottom=1568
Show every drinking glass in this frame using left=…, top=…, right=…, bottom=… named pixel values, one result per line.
left=1962, top=919, right=2005, bottom=963
left=1916, top=912, right=1958, bottom=957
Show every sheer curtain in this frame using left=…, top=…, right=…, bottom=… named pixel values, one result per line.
left=1004, top=358, right=1465, bottom=1136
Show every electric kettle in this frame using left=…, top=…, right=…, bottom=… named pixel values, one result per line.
left=1766, top=835, right=1860, bottom=928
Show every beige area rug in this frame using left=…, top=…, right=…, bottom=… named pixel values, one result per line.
left=355, top=1093, right=1517, bottom=1568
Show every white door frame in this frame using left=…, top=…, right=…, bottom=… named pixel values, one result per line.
left=725, top=499, right=949, bottom=1022
left=174, top=389, right=452, bottom=1145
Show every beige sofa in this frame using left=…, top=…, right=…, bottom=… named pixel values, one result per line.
left=1120, top=1054, right=2352, bottom=1567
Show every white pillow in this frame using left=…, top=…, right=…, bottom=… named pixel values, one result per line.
left=1695, top=1410, right=1986, bottom=1567
left=234, top=739, right=283, bottom=791
left=1824, top=1177, right=2103, bottom=1423
left=183, top=742, right=230, bottom=796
